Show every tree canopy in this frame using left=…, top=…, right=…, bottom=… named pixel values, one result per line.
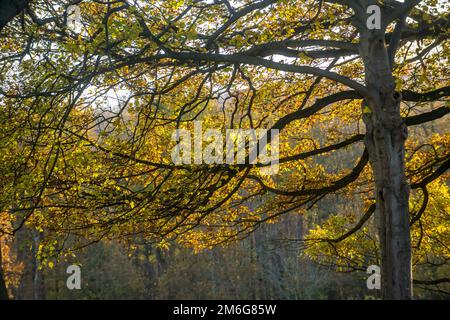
left=0, top=0, right=448, bottom=299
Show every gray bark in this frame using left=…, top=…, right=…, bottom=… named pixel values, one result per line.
left=360, top=29, right=412, bottom=299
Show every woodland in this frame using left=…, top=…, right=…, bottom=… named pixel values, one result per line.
left=0, top=0, right=448, bottom=300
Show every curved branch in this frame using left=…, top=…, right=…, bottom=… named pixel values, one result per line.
left=413, top=278, right=450, bottom=285
left=411, top=156, right=450, bottom=189
left=402, top=86, right=450, bottom=102
left=250, top=148, right=369, bottom=196
left=329, top=203, right=376, bottom=243
left=161, top=52, right=370, bottom=96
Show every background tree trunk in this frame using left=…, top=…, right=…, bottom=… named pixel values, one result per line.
left=0, top=269, right=8, bottom=300
left=0, top=239, right=10, bottom=300
left=360, top=30, right=412, bottom=300
left=32, top=233, right=45, bottom=300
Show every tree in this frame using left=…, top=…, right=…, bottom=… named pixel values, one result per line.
left=0, top=0, right=448, bottom=299
left=0, top=241, right=8, bottom=300
left=0, top=0, right=33, bottom=300
left=0, top=0, right=32, bottom=32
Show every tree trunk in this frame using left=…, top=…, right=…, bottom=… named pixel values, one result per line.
left=32, top=233, right=45, bottom=300
left=0, top=239, right=10, bottom=300
left=0, top=268, right=8, bottom=300
left=360, top=30, right=412, bottom=300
